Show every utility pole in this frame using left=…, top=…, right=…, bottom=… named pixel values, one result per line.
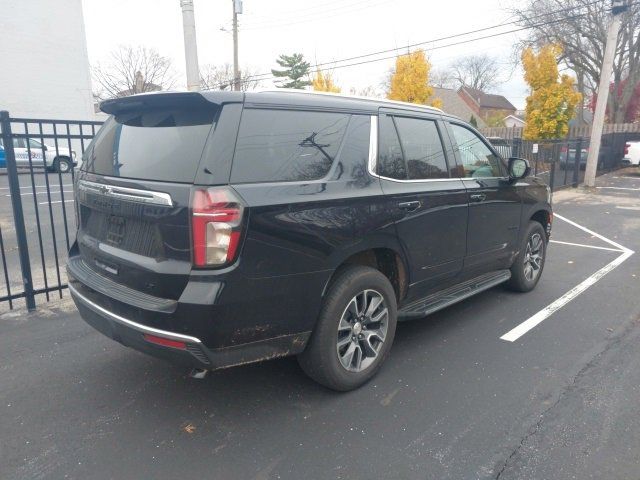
left=180, top=0, right=201, bottom=91
left=584, top=0, right=628, bottom=187
left=232, top=0, right=242, bottom=91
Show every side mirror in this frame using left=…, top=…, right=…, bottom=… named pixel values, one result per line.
left=42, top=145, right=48, bottom=151
left=508, top=157, right=530, bottom=180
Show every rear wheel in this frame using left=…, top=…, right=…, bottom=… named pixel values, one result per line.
left=507, top=221, right=547, bottom=292
left=298, top=265, right=397, bottom=391
left=54, top=157, right=71, bottom=173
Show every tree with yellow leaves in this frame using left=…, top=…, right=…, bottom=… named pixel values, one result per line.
left=522, top=44, right=582, bottom=140
left=387, top=50, right=442, bottom=108
left=312, top=70, right=341, bottom=93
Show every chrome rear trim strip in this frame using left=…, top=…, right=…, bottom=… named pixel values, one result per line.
left=69, top=283, right=202, bottom=344
left=78, top=179, right=174, bottom=207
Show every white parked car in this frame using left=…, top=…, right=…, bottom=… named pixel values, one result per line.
left=0, top=137, right=76, bottom=173
left=623, top=141, right=640, bottom=167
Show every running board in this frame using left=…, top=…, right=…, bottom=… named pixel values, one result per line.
left=398, top=270, right=511, bottom=320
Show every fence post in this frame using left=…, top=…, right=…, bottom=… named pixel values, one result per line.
left=0, top=111, right=36, bottom=310
left=511, top=137, right=522, bottom=158
left=548, top=143, right=556, bottom=193
left=572, top=137, right=582, bottom=188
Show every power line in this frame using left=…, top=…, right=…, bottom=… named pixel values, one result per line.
left=206, top=0, right=608, bottom=90
left=239, top=0, right=395, bottom=30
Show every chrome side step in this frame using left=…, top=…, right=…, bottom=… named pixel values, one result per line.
left=398, top=270, right=511, bottom=320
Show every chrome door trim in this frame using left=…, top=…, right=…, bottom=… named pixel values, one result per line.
left=367, top=114, right=505, bottom=184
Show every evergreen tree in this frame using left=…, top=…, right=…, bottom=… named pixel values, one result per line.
left=469, top=115, right=478, bottom=127
left=271, top=53, right=311, bottom=89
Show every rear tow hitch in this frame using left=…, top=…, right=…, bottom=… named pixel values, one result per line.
left=189, top=368, right=209, bottom=379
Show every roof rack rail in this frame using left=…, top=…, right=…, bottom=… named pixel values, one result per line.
left=256, top=89, right=443, bottom=113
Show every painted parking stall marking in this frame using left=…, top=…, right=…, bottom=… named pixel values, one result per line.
left=501, top=213, right=634, bottom=342
left=596, top=186, right=640, bottom=191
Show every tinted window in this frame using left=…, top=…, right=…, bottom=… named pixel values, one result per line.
left=378, top=115, right=405, bottom=180
left=339, top=115, right=371, bottom=167
left=449, top=124, right=504, bottom=178
left=231, top=109, right=349, bottom=183
left=394, top=117, right=448, bottom=179
left=81, top=107, right=216, bottom=182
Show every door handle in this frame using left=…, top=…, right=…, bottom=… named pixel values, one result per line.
left=469, top=193, right=486, bottom=202
left=398, top=200, right=421, bottom=212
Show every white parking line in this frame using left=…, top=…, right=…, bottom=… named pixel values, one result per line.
left=5, top=190, right=73, bottom=197
left=39, top=200, right=74, bottom=205
left=596, top=186, right=640, bottom=191
left=0, top=184, right=73, bottom=190
left=501, top=214, right=634, bottom=342
left=549, top=240, right=624, bottom=253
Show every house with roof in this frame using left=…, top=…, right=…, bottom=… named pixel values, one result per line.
left=458, top=86, right=517, bottom=122
left=504, top=114, right=526, bottom=128
left=432, top=87, right=487, bottom=127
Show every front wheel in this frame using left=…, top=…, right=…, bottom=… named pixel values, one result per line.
left=298, top=265, right=397, bottom=391
left=507, top=221, right=547, bottom=292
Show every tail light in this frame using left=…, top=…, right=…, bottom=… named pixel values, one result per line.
left=191, top=187, right=245, bottom=267
left=625, top=143, right=630, bottom=155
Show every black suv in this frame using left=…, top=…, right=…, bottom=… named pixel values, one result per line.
left=67, top=90, right=552, bottom=391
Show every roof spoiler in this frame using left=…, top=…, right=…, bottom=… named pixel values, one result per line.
left=100, top=91, right=243, bottom=115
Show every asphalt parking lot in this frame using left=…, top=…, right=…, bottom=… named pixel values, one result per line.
left=1, top=169, right=639, bottom=479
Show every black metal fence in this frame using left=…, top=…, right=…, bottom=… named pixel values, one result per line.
left=0, top=111, right=102, bottom=310
left=0, top=111, right=631, bottom=311
left=487, top=135, right=626, bottom=191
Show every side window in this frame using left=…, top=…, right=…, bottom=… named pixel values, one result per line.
left=13, top=138, right=26, bottom=148
left=231, top=109, right=350, bottom=183
left=449, top=124, right=504, bottom=178
left=337, top=115, right=370, bottom=170
left=394, top=117, right=448, bottom=180
left=377, top=115, right=406, bottom=180
left=28, top=139, right=42, bottom=149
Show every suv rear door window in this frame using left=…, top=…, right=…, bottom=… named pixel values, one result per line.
left=394, top=116, right=448, bottom=180
left=231, top=109, right=350, bottom=183
left=81, top=107, right=216, bottom=182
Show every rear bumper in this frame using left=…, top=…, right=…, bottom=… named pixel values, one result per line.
left=69, top=282, right=310, bottom=370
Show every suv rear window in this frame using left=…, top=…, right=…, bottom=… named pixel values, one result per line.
left=82, top=107, right=216, bottom=182
left=231, top=109, right=350, bottom=183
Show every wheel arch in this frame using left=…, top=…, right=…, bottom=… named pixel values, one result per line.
left=322, top=236, right=409, bottom=304
left=528, top=205, right=552, bottom=238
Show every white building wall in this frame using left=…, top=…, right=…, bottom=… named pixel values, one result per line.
left=0, top=0, right=95, bottom=120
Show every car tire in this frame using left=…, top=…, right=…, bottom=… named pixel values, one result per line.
left=54, top=157, right=72, bottom=174
left=507, top=221, right=547, bottom=293
left=298, top=265, right=397, bottom=391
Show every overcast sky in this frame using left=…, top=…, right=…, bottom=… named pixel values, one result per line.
left=82, top=0, right=529, bottom=108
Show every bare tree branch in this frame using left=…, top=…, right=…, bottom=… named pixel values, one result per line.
left=511, top=0, right=640, bottom=122
left=450, top=54, right=502, bottom=92
left=92, top=46, right=176, bottom=100
left=200, top=63, right=262, bottom=91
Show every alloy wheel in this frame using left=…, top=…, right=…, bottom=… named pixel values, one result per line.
left=523, top=233, right=544, bottom=282
left=336, top=289, right=389, bottom=372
